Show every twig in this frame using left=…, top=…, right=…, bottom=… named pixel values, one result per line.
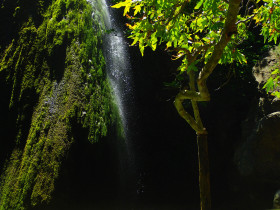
left=236, top=13, right=256, bottom=25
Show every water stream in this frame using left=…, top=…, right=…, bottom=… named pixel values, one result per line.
left=91, top=0, right=137, bottom=205
left=99, top=0, right=134, bottom=140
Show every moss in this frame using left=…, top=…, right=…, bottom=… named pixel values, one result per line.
left=0, top=0, right=115, bottom=209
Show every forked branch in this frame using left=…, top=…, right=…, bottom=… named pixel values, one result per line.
left=174, top=0, right=242, bottom=134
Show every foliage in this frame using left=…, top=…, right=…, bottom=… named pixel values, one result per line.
left=111, top=0, right=239, bottom=135
left=264, top=68, right=280, bottom=97
left=254, top=0, right=280, bottom=44
left=113, top=0, right=280, bottom=97
left=113, top=0, right=247, bottom=64
left=263, top=45, right=280, bottom=97
left=0, top=0, right=114, bottom=209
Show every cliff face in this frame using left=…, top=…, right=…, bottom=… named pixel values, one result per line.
left=219, top=46, right=280, bottom=209
left=235, top=46, right=280, bottom=183
left=0, top=0, right=113, bottom=209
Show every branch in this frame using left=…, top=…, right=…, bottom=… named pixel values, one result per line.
left=174, top=0, right=242, bottom=134
left=198, top=0, right=241, bottom=84
left=188, top=70, right=204, bottom=131
left=250, top=0, right=259, bottom=9
left=189, top=44, right=212, bottom=64
left=175, top=88, right=210, bottom=101
left=174, top=74, right=208, bottom=134
left=172, top=43, right=213, bottom=64
left=174, top=88, right=207, bottom=134
left=174, top=96, right=201, bottom=132
left=236, top=13, right=256, bottom=25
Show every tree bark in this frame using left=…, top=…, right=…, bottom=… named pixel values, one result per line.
left=173, top=1, right=242, bottom=209
left=197, top=133, right=211, bottom=210
left=174, top=72, right=210, bottom=209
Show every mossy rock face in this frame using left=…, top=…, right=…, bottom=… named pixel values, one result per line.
left=0, top=0, right=114, bottom=209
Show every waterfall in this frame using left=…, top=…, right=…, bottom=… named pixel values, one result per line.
left=90, top=0, right=137, bottom=205
left=94, top=0, right=135, bottom=143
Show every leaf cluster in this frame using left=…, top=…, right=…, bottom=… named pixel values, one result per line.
left=254, top=0, right=280, bottom=44
left=113, top=0, right=250, bottom=72
left=263, top=46, right=280, bottom=97
left=113, top=0, right=280, bottom=97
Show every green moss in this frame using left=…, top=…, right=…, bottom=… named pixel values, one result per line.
left=0, top=0, right=115, bottom=209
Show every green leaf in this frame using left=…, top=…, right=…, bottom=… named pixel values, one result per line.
left=138, top=37, right=145, bottom=56
left=166, top=41, right=172, bottom=48
left=272, top=68, right=279, bottom=75
left=150, top=32, right=158, bottom=51
left=263, top=77, right=274, bottom=92
left=274, top=34, right=278, bottom=44
left=111, top=0, right=132, bottom=16
left=274, top=91, right=280, bottom=98
left=124, top=4, right=132, bottom=15
left=134, top=5, right=141, bottom=16
left=111, top=0, right=130, bottom=9
left=236, top=51, right=247, bottom=64
left=195, top=0, right=204, bottom=10
left=131, top=36, right=139, bottom=46
left=140, top=45, right=144, bottom=56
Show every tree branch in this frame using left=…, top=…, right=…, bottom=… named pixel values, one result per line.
left=174, top=70, right=207, bottom=134
left=174, top=0, right=242, bottom=134
left=188, top=70, right=204, bottom=131
left=198, top=0, right=241, bottom=83
left=236, top=13, right=256, bottom=25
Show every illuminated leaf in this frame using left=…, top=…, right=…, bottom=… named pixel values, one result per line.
left=272, top=69, right=279, bottom=75
left=195, top=0, right=204, bottom=10
left=263, top=77, right=274, bottom=92
left=134, top=5, right=141, bottom=15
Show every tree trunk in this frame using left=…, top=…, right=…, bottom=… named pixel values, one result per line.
left=197, top=133, right=211, bottom=210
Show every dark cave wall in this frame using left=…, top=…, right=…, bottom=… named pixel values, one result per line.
left=129, top=41, right=280, bottom=209
left=233, top=47, right=280, bottom=209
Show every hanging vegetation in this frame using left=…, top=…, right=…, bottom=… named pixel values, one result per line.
left=0, top=0, right=114, bottom=209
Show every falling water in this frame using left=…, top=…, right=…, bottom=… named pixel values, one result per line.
left=90, top=0, right=137, bottom=205
left=95, top=0, right=134, bottom=142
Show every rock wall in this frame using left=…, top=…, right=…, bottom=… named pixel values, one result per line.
left=0, top=0, right=115, bottom=209
left=235, top=46, right=280, bottom=183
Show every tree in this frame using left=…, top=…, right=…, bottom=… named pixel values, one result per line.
left=112, top=0, right=280, bottom=209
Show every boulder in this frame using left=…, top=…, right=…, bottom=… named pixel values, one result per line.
left=235, top=46, right=280, bottom=183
